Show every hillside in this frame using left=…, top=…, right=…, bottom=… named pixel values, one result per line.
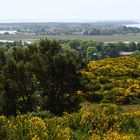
left=0, top=39, right=140, bottom=139
left=81, top=54, right=140, bottom=104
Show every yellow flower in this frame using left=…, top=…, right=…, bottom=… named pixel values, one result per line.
left=0, top=115, right=6, bottom=121
left=55, top=127, right=73, bottom=140
left=32, top=135, right=40, bottom=140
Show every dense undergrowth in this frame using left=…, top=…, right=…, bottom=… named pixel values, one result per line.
left=0, top=104, right=140, bottom=140
left=81, top=54, right=140, bottom=104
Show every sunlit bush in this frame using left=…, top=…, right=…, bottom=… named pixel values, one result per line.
left=0, top=105, right=139, bottom=139
left=81, top=55, right=140, bottom=104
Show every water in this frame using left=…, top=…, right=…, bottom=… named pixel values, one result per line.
left=0, top=40, right=14, bottom=43
left=0, top=40, right=31, bottom=44
left=0, top=30, right=17, bottom=34
left=126, top=24, right=140, bottom=28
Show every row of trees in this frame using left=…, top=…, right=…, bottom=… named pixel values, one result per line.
left=62, top=40, right=140, bottom=60
left=14, top=22, right=140, bottom=36
left=0, top=39, right=84, bottom=116
left=83, top=26, right=140, bottom=35
left=34, top=26, right=140, bottom=36
left=32, top=26, right=140, bottom=36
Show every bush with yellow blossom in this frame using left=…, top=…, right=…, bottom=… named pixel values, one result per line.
left=81, top=55, right=140, bottom=104
left=0, top=104, right=140, bottom=139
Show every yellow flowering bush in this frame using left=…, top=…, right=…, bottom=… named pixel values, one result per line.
left=54, top=127, right=73, bottom=140
left=81, top=56, right=140, bottom=104
left=28, top=116, right=48, bottom=139
left=0, top=105, right=140, bottom=139
left=90, top=131, right=135, bottom=140
left=80, top=109, right=92, bottom=126
left=0, top=115, right=6, bottom=121
left=31, top=135, right=40, bottom=140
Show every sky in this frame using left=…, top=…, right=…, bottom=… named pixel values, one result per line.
left=0, top=0, right=140, bottom=22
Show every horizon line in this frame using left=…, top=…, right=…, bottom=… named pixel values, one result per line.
left=0, top=19, right=139, bottom=23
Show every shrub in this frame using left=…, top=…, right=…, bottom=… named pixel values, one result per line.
left=0, top=105, right=139, bottom=139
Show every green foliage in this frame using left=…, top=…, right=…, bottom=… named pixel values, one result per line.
left=0, top=50, right=39, bottom=115
left=86, top=47, right=97, bottom=60
left=28, top=110, right=54, bottom=119
left=0, top=105, right=139, bottom=139
left=61, top=40, right=140, bottom=61
left=69, top=39, right=80, bottom=50
left=0, top=39, right=84, bottom=116
left=129, top=42, right=137, bottom=51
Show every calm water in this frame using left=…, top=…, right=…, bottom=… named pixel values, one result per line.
left=0, top=30, right=17, bottom=34
left=0, top=40, right=14, bottom=43
left=126, top=24, right=140, bottom=28
left=0, top=40, right=31, bottom=44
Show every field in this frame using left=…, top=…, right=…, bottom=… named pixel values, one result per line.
left=1, top=34, right=140, bottom=42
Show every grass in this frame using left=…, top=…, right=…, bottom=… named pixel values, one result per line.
left=1, top=34, right=140, bottom=42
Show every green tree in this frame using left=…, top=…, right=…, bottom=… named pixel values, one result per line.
left=108, top=44, right=120, bottom=58
left=129, top=42, right=137, bottom=51
left=31, top=39, right=84, bottom=115
left=69, top=39, right=80, bottom=50
left=137, top=42, right=140, bottom=51
left=86, top=46, right=97, bottom=60
left=0, top=47, right=39, bottom=115
left=0, top=47, right=6, bottom=68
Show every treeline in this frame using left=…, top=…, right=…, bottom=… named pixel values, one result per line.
left=83, top=26, right=140, bottom=35
left=1, top=22, right=140, bottom=36
left=34, top=26, right=140, bottom=36
left=0, top=39, right=85, bottom=116
left=61, top=40, right=140, bottom=60
left=4, top=40, right=140, bottom=61
left=25, top=26, right=140, bottom=36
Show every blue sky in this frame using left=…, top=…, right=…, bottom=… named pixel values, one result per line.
left=0, top=0, right=140, bottom=22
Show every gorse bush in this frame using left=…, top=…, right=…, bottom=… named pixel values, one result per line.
left=81, top=56, right=140, bottom=104
left=0, top=105, right=139, bottom=140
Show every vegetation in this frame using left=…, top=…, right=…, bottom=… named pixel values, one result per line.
left=0, top=38, right=140, bottom=139
left=0, top=39, right=84, bottom=116
left=81, top=54, right=140, bottom=104
left=0, top=104, right=140, bottom=139
left=62, top=40, right=140, bottom=60
left=0, top=40, right=29, bottom=48
left=0, top=21, right=139, bottom=36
